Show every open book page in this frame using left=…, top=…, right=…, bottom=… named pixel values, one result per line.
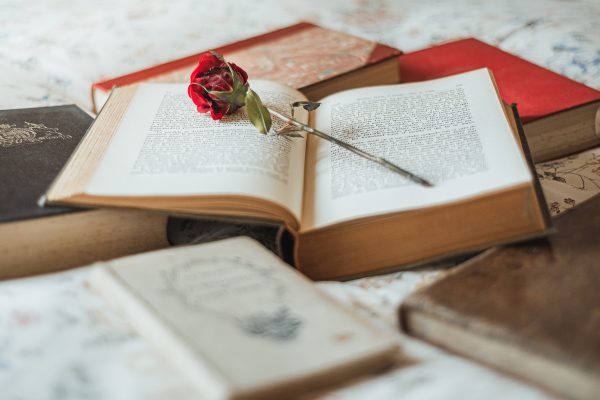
left=302, top=69, right=532, bottom=231
left=86, top=81, right=308, bottom=221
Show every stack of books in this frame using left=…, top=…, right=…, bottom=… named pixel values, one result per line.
left=2, top=22, right=600, bottom=398
left=2, top=22, right=402, bottom=280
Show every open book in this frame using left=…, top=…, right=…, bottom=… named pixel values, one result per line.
left=45, top=69, right=550, bottom=279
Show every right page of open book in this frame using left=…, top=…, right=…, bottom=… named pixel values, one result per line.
left=302, top=69, right=532, bottom=231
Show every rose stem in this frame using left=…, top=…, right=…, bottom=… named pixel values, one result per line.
left=266, top=108, right=433, bottom=188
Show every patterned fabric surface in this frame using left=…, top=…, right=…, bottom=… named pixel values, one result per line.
left=1, top=0, right=599, bottom=399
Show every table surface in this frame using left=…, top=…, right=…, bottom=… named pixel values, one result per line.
left=1, top=1, right=599, bottom=399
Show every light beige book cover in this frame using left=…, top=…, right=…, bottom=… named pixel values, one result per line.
left=89, top=237, right=399, bottom=399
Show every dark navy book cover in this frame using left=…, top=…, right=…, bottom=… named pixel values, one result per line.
left=0, top=105, right=92, bottom=223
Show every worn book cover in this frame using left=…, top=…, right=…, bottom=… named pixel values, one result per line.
left=0, top=105, right=91, bottom=222
left=92, top=22, right=402, bottom=110
left=90, top=237, right=399, bottom=399
left=401, top=195, right=600, bottom=400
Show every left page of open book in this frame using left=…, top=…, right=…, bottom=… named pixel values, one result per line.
left=84, top=81, right=308, bottom=222
left=89, top=237, right=398, bottom=399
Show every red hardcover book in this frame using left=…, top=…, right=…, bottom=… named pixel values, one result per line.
left=92, top=22, right=402, bottom=112
left=400, top=38, right=600, bottom=161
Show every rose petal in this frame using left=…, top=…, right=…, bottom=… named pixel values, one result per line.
left=188, top=53, right=249, bottom=119
left=210, top=100, right=229, bottom=120
left=196, top=101, right=211, bottom=113
left=188, top=84, right=211, bottom=112
left=230, top=63, right=248, bottom=84
left=189, top=52, right=225, bottom=82
left=203, top=73, right=233, bottom=92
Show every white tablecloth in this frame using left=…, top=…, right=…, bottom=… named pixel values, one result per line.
left=1, top=1, right=599, bottom=399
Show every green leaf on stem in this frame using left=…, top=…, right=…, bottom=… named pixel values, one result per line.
left=245, top=89, right=271, bottom=134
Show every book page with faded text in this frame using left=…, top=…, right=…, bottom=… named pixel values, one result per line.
left=302, top=69, right=532, bottom=231
left=86, top=81, right=308, bottom=221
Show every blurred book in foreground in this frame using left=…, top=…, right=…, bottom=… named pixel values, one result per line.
left=89, top=237, right=399, bottom=399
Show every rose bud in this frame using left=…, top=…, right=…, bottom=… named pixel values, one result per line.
left=188, top=51, right=249, bottom=120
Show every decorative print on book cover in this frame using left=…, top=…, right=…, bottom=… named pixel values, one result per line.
left=161, top=255, right=303, bottom=341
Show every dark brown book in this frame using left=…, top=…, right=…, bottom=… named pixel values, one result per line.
left=0, top=105, right=169, bottom=279
left=400, top=195, right=600, bottom=400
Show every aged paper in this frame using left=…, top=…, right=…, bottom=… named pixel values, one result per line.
left=86, top=81, right=308, bottom=221
left=303, top=69, right=532, bottom=230
left=90, top=238, right=397, bottom=398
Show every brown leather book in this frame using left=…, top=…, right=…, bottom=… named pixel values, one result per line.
left=44, top=69, right=551, bottom=279
left=91, top=22, right=402, bottom=112
left=400, top=195, right=600, bottom=400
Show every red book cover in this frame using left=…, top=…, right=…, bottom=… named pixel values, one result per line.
left=399, top=38, right=600, bottom=123
left=92, top=22, right=401, bottom=110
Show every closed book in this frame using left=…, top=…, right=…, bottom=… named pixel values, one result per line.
left=0, top=105, right=168, bottom=279
left=91, top=22, right=402, bottom=112
left=400, top=195, right=600, bottom=400
left=45, top=69, right=550, bottom=279
left=89, top=237, right=399, bottom=399
left=399, top=38, right=600, bottom=162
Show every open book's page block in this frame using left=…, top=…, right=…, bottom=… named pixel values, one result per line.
left=90, top=237, right=399, bottom=399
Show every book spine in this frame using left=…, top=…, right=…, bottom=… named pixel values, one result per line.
left=89, top=266, right=232, bottom=399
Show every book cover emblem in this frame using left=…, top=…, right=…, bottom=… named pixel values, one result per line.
left=0, top=122, right=71, bottom=148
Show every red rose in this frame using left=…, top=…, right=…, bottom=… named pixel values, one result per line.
left=188, top=52, right=249, bottom=120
